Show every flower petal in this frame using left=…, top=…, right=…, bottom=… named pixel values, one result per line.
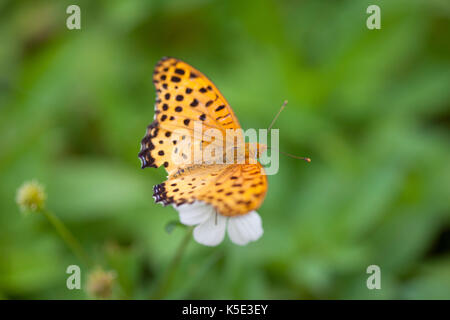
left=227, top=211, right=263, bottom=245
left=175, top=201, right=213, bottom=226
left=193, top=211, right=227, bottom=246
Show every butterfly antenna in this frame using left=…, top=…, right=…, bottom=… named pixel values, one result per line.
left=267, top=101, right=311, bottom=163
left=280, top=150, right=311, bottom=163
left=268, top=100, right=288, bottom=132
left=267, top=146, right=311, bottom=163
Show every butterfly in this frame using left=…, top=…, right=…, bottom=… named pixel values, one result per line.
left=138, top=57, right=267, bottom=217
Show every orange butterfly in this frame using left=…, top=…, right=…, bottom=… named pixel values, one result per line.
left=139, top=57, right=267, bottom=246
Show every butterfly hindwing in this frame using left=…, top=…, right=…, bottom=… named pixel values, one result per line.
left=153, top=163, right=267, bottom=216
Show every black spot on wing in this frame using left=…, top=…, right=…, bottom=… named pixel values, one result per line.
left=138, top=120, right=159, bottom=169
left=153, top=183, right=174, bottom=206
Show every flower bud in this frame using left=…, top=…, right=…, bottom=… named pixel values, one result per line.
left=16, top=180, right=47, bottom=213
left=86, top=268, right=116, bottom=299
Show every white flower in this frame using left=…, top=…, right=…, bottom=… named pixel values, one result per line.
left=174, top=201, right=263, bottom=246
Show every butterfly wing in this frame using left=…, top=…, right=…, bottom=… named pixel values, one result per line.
left=153, top=163, right=268, bottom=216
left=139, top=57, right=242, bottom=174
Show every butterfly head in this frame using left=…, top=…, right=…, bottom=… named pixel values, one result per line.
left=245, top=143, right=267, bottom=160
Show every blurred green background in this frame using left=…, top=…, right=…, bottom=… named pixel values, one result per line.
left=1, top=0, right=449, bottom=299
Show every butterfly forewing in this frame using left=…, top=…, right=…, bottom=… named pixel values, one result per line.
left=139, top=57, right=242, bottom=173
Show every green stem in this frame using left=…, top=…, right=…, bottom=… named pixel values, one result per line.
left=42, top=209, right=92, bottom=267
left=173, top=249, right=224, bottom=299
left=153, top=227, right=193, bottom=299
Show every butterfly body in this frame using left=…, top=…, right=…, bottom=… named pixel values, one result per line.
left=140, top=57, right=268, bottom=217
left=170, top=164, right=211, bottom=179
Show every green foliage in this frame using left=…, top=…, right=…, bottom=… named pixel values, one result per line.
left=0, top=0, right=449, bottom=299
